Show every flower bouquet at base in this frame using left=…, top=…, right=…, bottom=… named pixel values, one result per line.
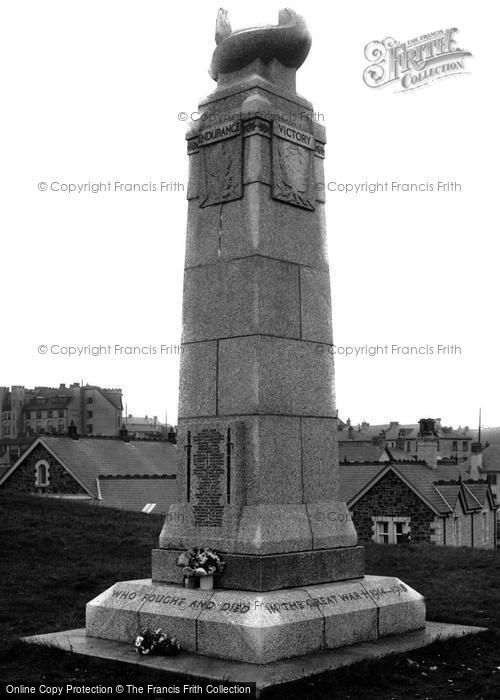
left=134, top=628, right=181, bottom=656
left=176, top=547, right=226, bottom=589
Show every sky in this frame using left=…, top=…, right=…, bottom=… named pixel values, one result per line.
left=0, top=1, right=498, bottom=428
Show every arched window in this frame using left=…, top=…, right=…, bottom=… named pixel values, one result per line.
left=35, top=460, right=50, bottom=487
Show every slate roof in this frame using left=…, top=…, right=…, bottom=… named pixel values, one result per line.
left=339, top=463, right=385, bottom=503
left=339, top=461, right=481, bottom=515
left=432, top=483, right=462, bottom=510
left=387, top=446, right=416, bottom=461
left=348, top=422, right=472, bottom=442
left=461, top=482, right=483, bottom=510
left=97, top=476, right=178, bottom=514
left=94, top=388, right=123, bottom=411
left=392, top=463, right=468, bottom=513
left=384, top=424, right=418, bottom=440
left=464, top=481, right=494, bottom=507
left=338, top=443, right=416, bottom=464
left=338, top=442, right=387, bottom=463
left=0, top=436, right=178, bottom=499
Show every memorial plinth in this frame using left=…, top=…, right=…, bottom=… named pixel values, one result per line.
left=86, top=8, right=426, bottom=663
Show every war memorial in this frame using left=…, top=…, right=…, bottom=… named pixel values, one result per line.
left=26, top=8, right=484, bottom=693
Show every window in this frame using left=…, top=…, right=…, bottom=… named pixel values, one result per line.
left=87, top=411, right=93, bottom=418
left=462, top=441, right=468, bottom=452
left=35, top=460, right=50, bottom=487
left=372, top=516, right=411, bottom=544
left=4, top=425, right=11, bottom=435
left=395, top=522, right=407, bottom=543
left=87, top=424, right=93, bottom=434
left=47, top=410, right=53, bottom=418
left=58, top=409, right=64, bottom=418
left=376, top=521, right=389, bottom=544
left=58, top=421, right=65, bottom=433
left=25, top=422, right=31, bottom=434
left=487, top=474, right=497, bottom=485
left=36, top=423, right=43, bottom=434
left=406, top=441, right=411, bottom=452
left=452, top=441, right=458, bottom=451
left=86, top=397, right=93, bottom=404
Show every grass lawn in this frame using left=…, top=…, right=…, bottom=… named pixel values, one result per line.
left=1, top=490, right=499, bottom=698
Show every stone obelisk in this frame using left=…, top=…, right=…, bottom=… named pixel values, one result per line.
left=153, top=7, right=362, bottom=589
left=86, top=9, right=426, bottom=664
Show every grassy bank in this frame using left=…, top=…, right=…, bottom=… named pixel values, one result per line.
left=1, top=491, right=499, bottom=698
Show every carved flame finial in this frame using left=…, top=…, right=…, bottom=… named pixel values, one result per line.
left=215, top=8, right=232, bottom=46
left=210, top=7, right=312, bottom=81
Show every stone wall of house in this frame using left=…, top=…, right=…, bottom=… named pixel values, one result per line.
left=430, top=516, right=445, bottom=545
left=437, top=502, right=495, bottom=549
left=472, top=508, right=495, bottom=549
left=4, top=444, right=87, bottom=495
left=351, top=470, right=436, bottom=543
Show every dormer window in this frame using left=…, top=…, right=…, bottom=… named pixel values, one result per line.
left=35, top=460, right=50, bottom=487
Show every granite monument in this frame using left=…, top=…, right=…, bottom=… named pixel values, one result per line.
left=86, top=8, right=426, bottom=664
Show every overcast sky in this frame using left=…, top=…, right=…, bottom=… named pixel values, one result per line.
left=1, top=1, right=497, bottom=428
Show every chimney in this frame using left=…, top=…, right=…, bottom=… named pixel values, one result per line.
left=417, top=418, right=437, bottom=469
left=469, top=442, right=483, bottom=479
left=119, top=424, right=129, bottom=442
left=418, top=418, right=437, bottom=436
left=59, top=383, right=66, bottom=389
left=68, top=420, right=79, bottom=440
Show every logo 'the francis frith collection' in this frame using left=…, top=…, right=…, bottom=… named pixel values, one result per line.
left=363, top=28, right=472, bottom=92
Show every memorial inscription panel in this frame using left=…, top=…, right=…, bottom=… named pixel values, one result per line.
left=192, top=427, right=226, bottom=527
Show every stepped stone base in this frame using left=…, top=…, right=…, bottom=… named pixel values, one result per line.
left=25, top=622, right=488, bottom=696
left=86, top=575, right=425, bottom=664
left=152, top=546, right=364, bottom=591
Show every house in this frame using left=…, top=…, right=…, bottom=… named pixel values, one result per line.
left=338, top=417, right=472, bottom=463
left=339, top=458, right=496, bottom=548
left=0, top=382, right=123, bottom=439
left=124, top=414, right=168, bottom=439
left=0, top=432, right=178, bottom=515
left=479, top=443, right=500, bottom=500
left=0, top=382, right=124, bottom=464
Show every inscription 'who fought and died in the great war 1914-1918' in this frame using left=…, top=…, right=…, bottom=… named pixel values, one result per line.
left=111, top=583, right=410, bottom=615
